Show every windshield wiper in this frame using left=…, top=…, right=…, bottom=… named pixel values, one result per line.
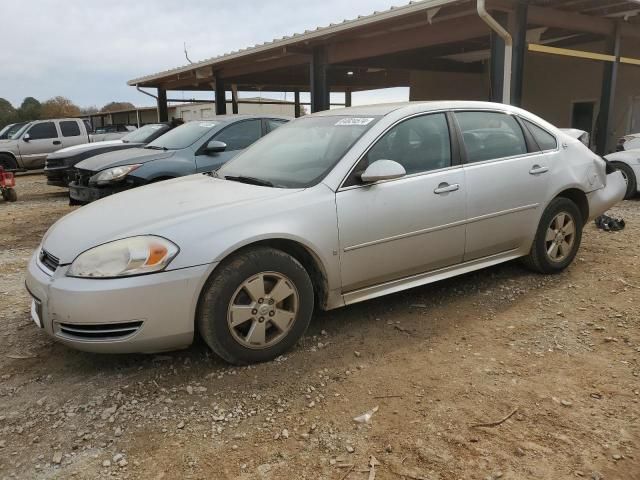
left=224, top=175, right=274, bottom=187
left=145, top=145, right=167, bottom=151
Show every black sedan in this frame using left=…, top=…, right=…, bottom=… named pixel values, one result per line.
left=44, top=123, right=173, bottom=187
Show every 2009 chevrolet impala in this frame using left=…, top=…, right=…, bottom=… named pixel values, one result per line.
left=25, top=101, right=626, bottom=364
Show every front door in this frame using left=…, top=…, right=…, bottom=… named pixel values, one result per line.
left=19, top=121, right=62, bottom=168
left=454, top=110, right=551, bottom=261
left=195, top=119, right=262, bottom=172
left=336, top=112, right=466, bottom=293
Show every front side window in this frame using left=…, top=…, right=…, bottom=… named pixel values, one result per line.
left=365, top=113, right=451, bottom=176
left=214, top=120, right=262, bottom=151
left=60, top=121, right=81, bottom=137
left=456, top=111, right=527, bottom=163
left=218, top=115, right=380, bottom=188
left=522, top=119, right=557, bottom=151
left=27, top=122, right=58, bottom=140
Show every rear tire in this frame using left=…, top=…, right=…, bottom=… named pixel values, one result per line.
left=523, top=197, right=583, bottom=274
left=610, top=161, right=637, bottom=199
left=197, top=247, right=314, bottom=365
left=0, top=154, right=18, bottom=171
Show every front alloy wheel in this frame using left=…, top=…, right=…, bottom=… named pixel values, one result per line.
left=197, top=247, right=314, bottom=364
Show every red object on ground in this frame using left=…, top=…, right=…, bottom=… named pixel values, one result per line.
left=1, top=170, right=15, bottom=188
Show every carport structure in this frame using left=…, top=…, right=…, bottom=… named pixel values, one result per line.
left=128, top=0, right=640, bottom=153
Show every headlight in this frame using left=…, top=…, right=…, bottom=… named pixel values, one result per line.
left=90, top=164, right=141, bottom=185
left=67, top=236, right=179, bottom=278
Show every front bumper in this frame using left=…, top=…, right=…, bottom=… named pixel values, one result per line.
left=587, top=170, right=626, bottom=221
left=68, top=181, right=129, bottom=204
left=25, top=250, right=214, bottom=353
left=44, top=165, right=73, bottom=187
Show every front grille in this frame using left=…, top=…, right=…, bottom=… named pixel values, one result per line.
left=57, top=321, right=143, bottom=341
left=39, top=249, right=60, bottom=272
left=74, top=169, right=93, bottom=187
left=46, top=158, right=64, bottom=168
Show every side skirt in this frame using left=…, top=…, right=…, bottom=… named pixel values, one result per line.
left=341, top=249, right=522, bottom=306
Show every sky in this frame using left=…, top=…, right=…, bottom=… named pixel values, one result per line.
left=0, top=0, right=410, bottom=110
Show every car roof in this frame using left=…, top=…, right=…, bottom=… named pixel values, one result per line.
left=187, top=114, right=291, bottom=124
left=311, top=101, right=521, bottom=117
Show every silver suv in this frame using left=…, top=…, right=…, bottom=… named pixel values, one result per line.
left=0, top=118, right=91, bottom=170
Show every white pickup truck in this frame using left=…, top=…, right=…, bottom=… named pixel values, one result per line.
left=0, top=118, right=92, bottom=171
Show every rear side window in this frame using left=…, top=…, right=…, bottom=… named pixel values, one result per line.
left=266, top=119, right=287, bottom=133
left=522, top=119, right=557, bottom=151
left=455, top=111, right=527, bottom=163
left=60, top=121, right=81, bottom=137
left=214, top=119, right=262, bottom=150
left=27, top=122, right=58, bottom=140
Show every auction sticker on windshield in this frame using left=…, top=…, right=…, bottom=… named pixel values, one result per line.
left=335, top=117, right=375, bottom=126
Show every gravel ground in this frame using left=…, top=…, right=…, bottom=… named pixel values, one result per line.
left=0, top=175, right=638, bottom=480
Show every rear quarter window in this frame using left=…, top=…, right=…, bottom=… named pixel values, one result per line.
left=522, top=119, right=558, bottom=151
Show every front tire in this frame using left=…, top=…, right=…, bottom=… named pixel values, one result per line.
left=610, top=161, right=637, bottom=199
left=0, top=154, right=18, bottom=171
left=197, top=247, right=314, bottom=365
left=524, top=197, right=583, bottom=274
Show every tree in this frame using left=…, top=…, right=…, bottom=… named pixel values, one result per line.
left=0, top=98, right=17, bottom=130
left=41, top=96, right=81, bottom=119
left=17, top=97, right=42, bottom=121
left=101, top=102, right=135, bottom=113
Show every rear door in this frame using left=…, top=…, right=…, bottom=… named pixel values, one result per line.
left=454, top=110, right=551, bottom=261
left=195, top=119, right=262, bottom=172
left=19, top=121, right=62, bottom=168
left=59, top=120, right=86, bottom=148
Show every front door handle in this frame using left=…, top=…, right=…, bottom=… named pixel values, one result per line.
left=53, top=140, right=61, bottom=145
left=529, top=165, right=548, bottom=175
left=434, top=182, right=460, bottom=194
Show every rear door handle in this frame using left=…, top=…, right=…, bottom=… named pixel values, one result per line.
left=529, top=165, right=548, bottom=175
left=434, top=182, right=460, bottom=194
left=53, top=140, right=61, bottom=145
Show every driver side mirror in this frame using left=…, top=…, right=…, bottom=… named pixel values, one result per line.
left=360, top=159, right=406, bottom=183
left=205, top=140, right=227, bottom=154
left=23, top=133, right=30, bottom=142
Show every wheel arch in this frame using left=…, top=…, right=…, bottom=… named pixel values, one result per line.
left=0, top=151, right=19, bottom=169
left=554, top=188, right=589, bottom=224
left=204, top=237, right=331, bottom=311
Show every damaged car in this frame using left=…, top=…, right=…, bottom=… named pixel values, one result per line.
left=605, top=148, right=640, bottom=199
left=26, top=101, right=626, bottom=364
left=68, top=116, right=288, bottom=204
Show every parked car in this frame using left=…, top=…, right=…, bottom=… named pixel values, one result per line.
left=89, top=124, right=137, bottom=142
left=68, top=115, right=289, bottom=204
left=25, top=101, right=625, bottom=364
left=605, top=147, right=640, bottom=199
left=616, top=133, right=640, bottom=152
left=45, top=123, right=172, bottom=187
left=0, top=119, right=91, bottom=170
left=0, top=122, right=28, bottom=140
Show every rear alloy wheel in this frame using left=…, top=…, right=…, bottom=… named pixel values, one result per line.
left=197, top=247, right=314, bottom=364
left=523, top=197, right=583, bottom=274
left=610, top=161, right=637, bottom=199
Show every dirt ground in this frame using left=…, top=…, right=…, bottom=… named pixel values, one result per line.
left=0, top=175, right=638, bottom=480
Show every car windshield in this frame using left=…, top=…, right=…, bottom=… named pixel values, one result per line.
left=9, top=122, right=31, bottom=139
left=218, top=115, right=380, bottom=188
left=146, top=120, right=219, bottom=150
left=122, top=124, right=168, bottom=143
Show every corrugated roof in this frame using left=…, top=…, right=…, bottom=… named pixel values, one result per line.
left=127, top=0, right=460, bottom=86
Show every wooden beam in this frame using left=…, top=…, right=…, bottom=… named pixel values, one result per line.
left=327, top=15, right=490, bottom=64
left=220, top=54, right=309, bottom=78
left=528, top=43, right=616, bottom=62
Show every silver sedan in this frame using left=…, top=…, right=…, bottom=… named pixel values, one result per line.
left=26, top=101, right=626, bottom=364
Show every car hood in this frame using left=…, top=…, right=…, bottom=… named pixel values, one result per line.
left=42, top=174, right=304, bottom=265
left=49, top=140, right=123, bottom=158
left=75, top=147, right=175, bottom=172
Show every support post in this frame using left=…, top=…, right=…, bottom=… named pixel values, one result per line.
left=310, top=47, right=330, bottom=112
left=345, top=89, right=352, bottom=108
left=489, top=12, right=508, bottom=103
left=215, top=74, right=227, bottom=115
left=510, top=2, right=528, bottom=107
left=231, top=84, right=239, bottom=114
left=294, top=90, right=301, bottom=118
left=595, top=25, right=621, bottom=155
left=157, top=88, right=168, bottom=122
